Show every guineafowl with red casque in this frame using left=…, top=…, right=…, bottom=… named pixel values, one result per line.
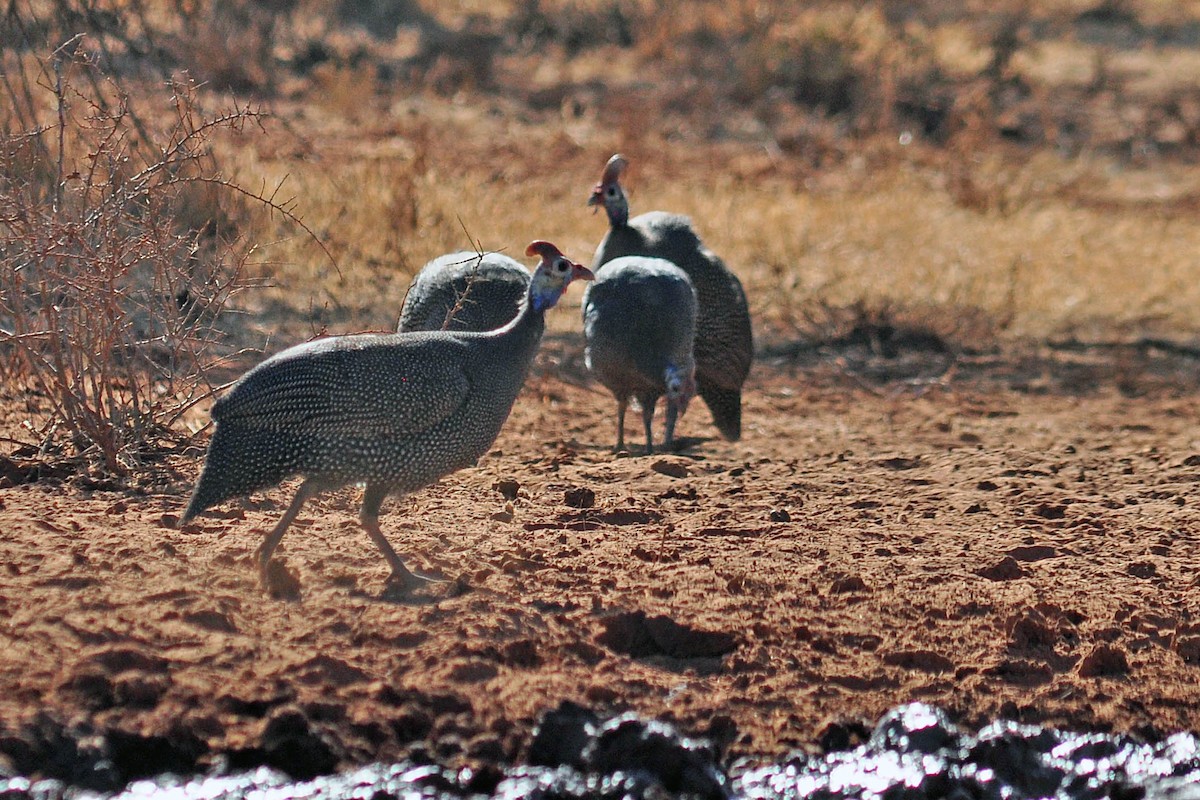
left=181, top=241, right=593, bottom=593
left=588, top=154, right=753, bottom=442
left=583, top=255, right=697, bottom=453
left=399, top=251, right=530, bottom=333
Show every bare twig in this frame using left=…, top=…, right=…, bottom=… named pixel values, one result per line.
left=0, top=5, right=285, bottom=478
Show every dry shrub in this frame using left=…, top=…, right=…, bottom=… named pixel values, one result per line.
left=0, top=7, right=317, bottom=478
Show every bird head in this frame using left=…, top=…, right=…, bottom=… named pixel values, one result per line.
left=526, top=241, right=594, bottom=312
left=664, top=362, right=697, bottom=416
left=587, top=153, right=630, bottom=227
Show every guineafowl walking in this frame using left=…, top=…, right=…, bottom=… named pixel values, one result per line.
left=399, top=251, right=530, bottom=333
left=181, top=241, right=593, bottom=593
left=582, top=255, right=697, bottom=453
left=588, top=154, right=753, bottom=442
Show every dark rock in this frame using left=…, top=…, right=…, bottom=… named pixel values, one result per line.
left=528, top=700, right=599, bottom=769
left=816, top=718, right=872, bottom=753
left=256, top=706, right=338, bottom=779
left=1032, top=503, right=1067, bottom=520
left=1008, top=545, right=1058, bottom=562
left=585, top=715, right=727, bottom=799
left=563, top=486, right=595, bottom=508
left=8, top=702, right=1200, bottom=799
left=651, top=459, right=690, bottom=478
left=493, top=480, right=521, bottom=501
left=1079, top=645, right=1131, bottom=677
left=968, top=721, right=1067, bottom=797
left=977, top=556, right=1026, bottom=581
left=869, top=703, right=959, bottom=755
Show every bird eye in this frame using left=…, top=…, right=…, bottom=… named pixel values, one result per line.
left=606, top=186, right=617, bottom=197
left=554, top=258, right=569, bottom=273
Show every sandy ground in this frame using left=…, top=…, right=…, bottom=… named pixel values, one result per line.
left=3, top=336, right=1200, bottom=780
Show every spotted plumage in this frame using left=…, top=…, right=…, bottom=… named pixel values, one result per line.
left=181, top=241, right=592, bottom=592
left=583, top=255, right=697, bottom=453
left=398, top=251, right=530, bottom=333
left=588, top=154, right=753, bottom=442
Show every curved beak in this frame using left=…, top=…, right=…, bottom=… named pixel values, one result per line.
left=572, top=263, right=595, bottom=282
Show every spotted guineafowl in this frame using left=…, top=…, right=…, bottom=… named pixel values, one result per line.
left=588, top=154, right=753, bottom=442
left=582, top=255, right=697, bottom=453
left=398, top=251, right=530, bottom=333
left=181, top=241, right=593, bottom=592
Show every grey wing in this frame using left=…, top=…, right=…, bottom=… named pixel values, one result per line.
left=214, top=338, right=472, bottom=438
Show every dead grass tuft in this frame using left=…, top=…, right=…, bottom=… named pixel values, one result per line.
left=0, top=4, right=324, bottom=479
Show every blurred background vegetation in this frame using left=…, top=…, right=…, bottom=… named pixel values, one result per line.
left=3, top=0, right=1200, bottom=475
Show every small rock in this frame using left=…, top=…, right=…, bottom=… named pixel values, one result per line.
left=651, top=460, right=689, bottom=478
left=1007, top=545, right=1057, bottom=562
left=529, top=701, right=600, bottom=768
left=1079, top=644, right=1130, bottom=677
left=870, top=703, right=958, bottom=754
left=830, top=575, right=869, bottom=594
left=493, top=479, right=521, bottom=501
left=877, top=456, right=923, bottom=470
left=259, top=706, right=338, bottom=778
left=977, top=556, right=1026, bottom=581
left=1032, top=503, right=1066, bottom=520
left=1175, top=636, right=1200, bottom=664
left=564, top=487, right=595, bottom=508
left=769, top=508, right=791, bottom=523
left=586, top=715, right=727, bottom=799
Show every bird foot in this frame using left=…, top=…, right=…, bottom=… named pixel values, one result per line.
left=385, top=566, right=447, bottom=594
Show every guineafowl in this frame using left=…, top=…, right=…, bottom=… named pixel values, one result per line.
left=582, top=255, right=697, bottom=454
left=588, top=154, right=753, bottom=442
left=181, top=241, right=593, bottom=593
left=399, top=251, right=530, bottom=333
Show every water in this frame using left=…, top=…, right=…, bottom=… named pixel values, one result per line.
left=3, top=703, right=1200, bottom=799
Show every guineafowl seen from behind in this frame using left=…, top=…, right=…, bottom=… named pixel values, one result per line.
left=583, top=255, right=697, bottom=453
left=588, top=153, right=753, bottom=442
left=181, top=241, right=593, bottom=593
left=399, top=251, right=530, bottom=333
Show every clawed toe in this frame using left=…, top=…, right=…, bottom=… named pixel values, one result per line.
left=386, top=567, right=446, bottom=594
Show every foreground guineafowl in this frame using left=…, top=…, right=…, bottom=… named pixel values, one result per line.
left=180, top=241, right=593, bottom=593
left=588, top=154, right=753, bottom=441
left=398, top=251, right=530, bottom=333
left=583, top=255, right=697, bottom=453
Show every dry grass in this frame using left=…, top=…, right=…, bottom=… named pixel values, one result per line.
left=6, top=0, right=1200, bottom=475
left=217, top=0, right=1200, bottom=345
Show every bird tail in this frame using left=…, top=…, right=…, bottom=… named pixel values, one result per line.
left=699, top=383, right=742, bottom=442
left=181, top=471, right=219, bottom=525
left=180, top=423, right=297, bottom=524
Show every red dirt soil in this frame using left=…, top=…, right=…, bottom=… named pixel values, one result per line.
left=2, top=340, right=1200, bottom=779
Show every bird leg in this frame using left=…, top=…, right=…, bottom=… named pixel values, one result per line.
left=615, top=397, right=628, bottom=453
left=361, top=484, right=441, bottom=592
left=257, top=477, right=327, bottom=589
left=640, top=395, right=657, bottom=455
left=663, top=396, right=679, bottom=452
